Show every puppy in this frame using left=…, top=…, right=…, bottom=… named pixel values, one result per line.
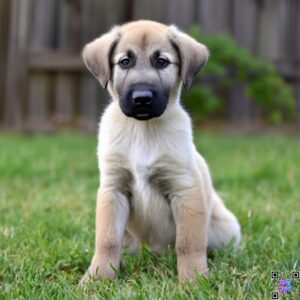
left=81, top=20, right=241, bottom=283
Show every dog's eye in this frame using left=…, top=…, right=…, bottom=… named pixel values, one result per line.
left=156, top=57, right=169, bottom=69
left=118, top=57, right=131, bottom=69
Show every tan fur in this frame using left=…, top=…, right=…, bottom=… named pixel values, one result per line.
left=172, top=182, right=209, bottom=281
left=82, top=26, right=121, bottom=88
left=80, top=20, right=241, bottom=284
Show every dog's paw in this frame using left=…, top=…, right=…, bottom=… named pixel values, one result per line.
left=79, top=271, right=94, bottom=286
left=177, top=253, right=208, bottom=282
left=79, top=258, right=117, bottom=285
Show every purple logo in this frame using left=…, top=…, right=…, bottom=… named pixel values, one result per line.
left=271, top=271, right=299, bottom=299
left=278, top=279, right=291, bottom=293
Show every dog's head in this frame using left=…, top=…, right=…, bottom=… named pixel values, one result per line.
left=82, top=20, right=209, bottom=121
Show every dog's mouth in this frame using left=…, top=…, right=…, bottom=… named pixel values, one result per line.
left=135, top=113, right=151, bottom=120
left=130, top=102, right=167, bottom=121
left=133, top=108, right=152, bottom=120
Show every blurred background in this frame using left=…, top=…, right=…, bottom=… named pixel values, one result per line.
left=0, top=0, right=299, bottom=132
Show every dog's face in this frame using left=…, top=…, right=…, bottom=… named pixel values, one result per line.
left=83, top=20, right=209, bottom=121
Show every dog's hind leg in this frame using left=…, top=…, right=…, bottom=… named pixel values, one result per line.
left=207, top=192, right=241, bottom=250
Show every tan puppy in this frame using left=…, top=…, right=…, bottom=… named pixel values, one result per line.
left=81, top=20, right=241, bottom=283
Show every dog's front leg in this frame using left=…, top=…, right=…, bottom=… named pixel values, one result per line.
left=172, top=184, right=209, bottom=282
left=81, top=187, right=129, bottom=283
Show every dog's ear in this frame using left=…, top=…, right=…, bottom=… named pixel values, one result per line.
left=168, top=26, right=209, bottom=90
left=82, top=26, right=121, bottom=89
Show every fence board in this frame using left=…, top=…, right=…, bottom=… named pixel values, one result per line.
left=227, top=0, right=261, bottom=122
left=18, top=0, right=33, bottom=125
left=279, top=0, right=299, bottom=60
left=55, top=0, right=81, bottom=118
left=197, top=0, right=233, bottom=34
left=105, top=0, right=125, bottom=25
left=278, top=0, right=300, bottom=127
left=295, top=83, right=300, bottom=127
left=79, top=0, right=103, bottom=125
left=28, top=0, right=57, bottom=127
left=133, top=0, right=166, bottom=23
left=278, top=0, right=300, bottom=64
left=79, top=0, right=124, bottom=126
left=18, top=0, right=33, bottom=51
left=4, top=0, right=22, bottom=128
left=233, top=0, right=259, bottom=52
left=256, top=0, right=280, bottom=60
left=227, top=83, right=254, bottom=124
left=0, top=0, right=10, bottom=122
left=164, top=0, right=196, bottom=28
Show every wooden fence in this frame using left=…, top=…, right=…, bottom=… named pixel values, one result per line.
left=0, top=0, right=299, bottom=130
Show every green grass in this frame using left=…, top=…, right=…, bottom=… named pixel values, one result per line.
left=0, top=131, right=299, bottom=299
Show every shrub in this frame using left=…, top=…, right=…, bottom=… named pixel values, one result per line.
left=183, top=27, right=295, bottom=124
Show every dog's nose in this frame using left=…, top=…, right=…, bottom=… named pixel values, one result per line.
left=131, top=90, right=153, bottom=105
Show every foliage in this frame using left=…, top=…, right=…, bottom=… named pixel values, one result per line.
left=183, top=86, right=222, bottom=119
left=183, top=27, right=295, bottom=123
left=1, top=132, right=299, bottom=299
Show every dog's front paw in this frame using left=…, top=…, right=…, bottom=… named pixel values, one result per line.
left=177, top=253, right=208, bottom=282
left=79, top=257, right=117, bottom=285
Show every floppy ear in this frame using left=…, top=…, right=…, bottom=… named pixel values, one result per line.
left=168, top=26, right=209, bottom=90
left=82, top=26, right=121, bottom=89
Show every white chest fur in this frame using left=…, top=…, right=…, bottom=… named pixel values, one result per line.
left=97, top=102, right=197, bottom=244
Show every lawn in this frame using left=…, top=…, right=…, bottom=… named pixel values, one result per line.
left=0, top=131, right=299, bottom=299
